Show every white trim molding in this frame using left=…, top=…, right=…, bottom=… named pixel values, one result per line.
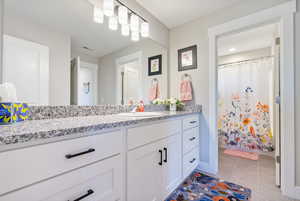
left=208, top=0, right=298, bottom=199
left=115, top=51, right=143, bottom=105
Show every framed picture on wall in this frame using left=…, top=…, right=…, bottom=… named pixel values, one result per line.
left=178, top=45, right=197, bottom=71
left=148, top=55, right=162, bottom=76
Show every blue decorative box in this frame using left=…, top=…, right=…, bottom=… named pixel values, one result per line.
left=0, top=103, right=29, bottom=124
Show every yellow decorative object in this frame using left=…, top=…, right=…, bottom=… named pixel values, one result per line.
left=0, top=103, right=29, bottom=124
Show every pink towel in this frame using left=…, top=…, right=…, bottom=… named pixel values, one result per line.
left=180, top=80, right=193, bottom=101
left=149, top=82, right=160, bottom=101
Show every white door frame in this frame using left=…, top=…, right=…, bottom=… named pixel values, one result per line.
left=208, top=1, right=298, bottom=199
left=115, top=51, right=143, bottom=105
left=80, top=61, right=98, bottom=105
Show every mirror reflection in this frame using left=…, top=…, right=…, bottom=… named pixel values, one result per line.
left=2, top=0, right=168, bottom=106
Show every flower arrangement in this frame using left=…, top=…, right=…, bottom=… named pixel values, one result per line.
left=152, top=98, right=184, bottom=111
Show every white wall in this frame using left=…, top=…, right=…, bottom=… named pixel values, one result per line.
left=218, top=47, right=271, bottom=65
left=295, top=0, right=300, bottom=186
left=169, top=0, right=289, bottom=165
left=3, top=15, right=71, bottom=105
left=98, top=39, right=168, bottom=104
left=0, top=0, right=3, bottom=83
left=71, top=50, right=99, bottom=64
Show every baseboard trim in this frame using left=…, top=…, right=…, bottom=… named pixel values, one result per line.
left=198, top=161, right=217, bottom=175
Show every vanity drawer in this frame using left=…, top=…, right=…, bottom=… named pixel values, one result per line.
left=127, top=119, right=181, bottom=150
left=183, top=148, right=199, bottom=178
left=183, top=115, right=199, bottom=130
left=0, top=155, right=122, bottom=201
left=0, top=130, right=122, bottom=196
left=183, top=127, right=199, bottom=154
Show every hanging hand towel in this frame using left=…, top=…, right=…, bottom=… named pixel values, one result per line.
left=180, top=80, right=193, bottom=101
left=149, top=81, right=160, bottom=101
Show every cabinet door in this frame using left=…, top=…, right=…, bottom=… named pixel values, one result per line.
left=161, top=134, right=182, bottom=198
left=127, top=140, right=164, bottom=201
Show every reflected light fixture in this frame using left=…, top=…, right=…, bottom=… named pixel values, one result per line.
left=103, top=0, right=114, bottom=16
left=130, top=14, right=139, bottom=32
left=93, top=6, right=104, bottom=23
left=118, top=6, right=128, bottom=25
left=141, top=22, right=149, bottom=38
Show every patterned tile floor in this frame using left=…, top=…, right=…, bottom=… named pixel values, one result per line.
left=218, top=150, right=299, bottom=201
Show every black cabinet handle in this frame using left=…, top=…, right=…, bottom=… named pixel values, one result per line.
left=163, top=147, right=168, bottom=163
left=158, top=150, right=163, bottom=166
left=190, top=158, right=196, bottom=163
left=71, top=189, right=94, bottom=201
left=65, top=148, right=95, bottom=159
left=190, top=121, right=197, bottom=124
left=189, top=137, right=196, bottom=141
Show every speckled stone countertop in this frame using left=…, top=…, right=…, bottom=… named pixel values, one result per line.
left=0, top=110, right=201, bottom=152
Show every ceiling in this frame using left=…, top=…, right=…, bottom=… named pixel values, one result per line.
left=218, top=23, right=279, bottom=56
left=4, top=0, right=135, bottom=58
left=136, top=0, right=243, bottom=28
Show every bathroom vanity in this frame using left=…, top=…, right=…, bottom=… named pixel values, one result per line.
left=0, top=111, right=200, bottom=201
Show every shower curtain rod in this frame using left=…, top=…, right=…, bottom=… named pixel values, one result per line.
left=218, top=55, right=275, bottom=67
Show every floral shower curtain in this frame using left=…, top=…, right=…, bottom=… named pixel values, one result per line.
left=218, top=58, right=274, bottom=152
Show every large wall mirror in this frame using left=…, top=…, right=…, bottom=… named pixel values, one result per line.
left=0, top=0, right=168, bottom=106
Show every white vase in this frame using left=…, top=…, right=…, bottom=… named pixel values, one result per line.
left=170, top=104, right=177, bottom=112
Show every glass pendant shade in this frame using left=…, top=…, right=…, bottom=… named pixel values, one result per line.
left=141, top=22, right=149, bottom=37
left=93, top=6, right=104, bottom=24
left=109, top=16, right=118, bottom=30
left=130, top=14, right=139, bottom=32
left=131, top=31, right=140, bottom=42
left=103, top=0, right=114, bottom=17
left=118, top=6, right=128, bottom=25
left=121, top=24, right=130, bottom=36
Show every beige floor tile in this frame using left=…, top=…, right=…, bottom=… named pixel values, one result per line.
left=218, top=151, right=298, bottom=201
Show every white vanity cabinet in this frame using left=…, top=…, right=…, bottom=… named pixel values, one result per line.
left=0, top=113, right=200, bottom=201
left=127, top=115, right=199, bottom=201
left=1, top=155, right=122, bottom=201
left=0, top=130, right=124, bottom=201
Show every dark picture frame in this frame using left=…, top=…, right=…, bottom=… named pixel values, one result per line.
left=178, top=45, right=197, bottom=71
left=148, top=55, right=162, bottom=76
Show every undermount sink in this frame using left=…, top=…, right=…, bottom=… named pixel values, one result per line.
left=117, top=112, right=163, bottom=117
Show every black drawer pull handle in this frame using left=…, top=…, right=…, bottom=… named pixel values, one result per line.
left=163, top=147, right=168, bottom=163
left=190, top=158, right=196, bottom=163
left=71, top=189, right=94, bottom=201
left=65, top=148, right=95, bottom=159
left=159, top=150, right=163, bottom=166
left=190, top=121, right=197, bottom=124
left=189, top=137, right=196, bottom=141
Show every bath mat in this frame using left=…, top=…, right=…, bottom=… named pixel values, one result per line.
left=165, top=170, right=251, bottom=201
left=224, top=149, right=259, bottom=160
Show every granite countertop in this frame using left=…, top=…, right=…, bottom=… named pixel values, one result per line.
left=0, top=110, right=200, bottom=151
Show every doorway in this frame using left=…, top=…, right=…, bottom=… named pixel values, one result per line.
left=116, top=52, right=142, bottom=105
left=208, top=1, right=296, bottom=199
left=70, top=57, right=98, bottom=106
left=216, top=23, right=283, bottom=199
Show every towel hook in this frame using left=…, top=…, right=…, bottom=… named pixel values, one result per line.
left=151, top=78, right=158, bottom=84
left=181, top=73, right=192, bottom=81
